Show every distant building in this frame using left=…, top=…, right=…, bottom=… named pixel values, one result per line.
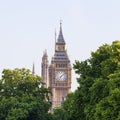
left=41, top=22, right=72, bottom=109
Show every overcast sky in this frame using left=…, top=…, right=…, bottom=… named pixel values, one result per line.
left=0, top=0, right=120, bottom=91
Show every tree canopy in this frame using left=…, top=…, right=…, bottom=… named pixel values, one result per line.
left=0, top=68, right=52, bottom=120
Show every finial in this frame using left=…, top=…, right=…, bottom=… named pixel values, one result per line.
left=60, top=19, right=62, bottom=28
left=45, top=49, right=47, bottom=54
left=44, top=49, right=47, bottom=56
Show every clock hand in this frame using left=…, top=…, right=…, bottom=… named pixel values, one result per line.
left=60, top=74, right=63, bottom=78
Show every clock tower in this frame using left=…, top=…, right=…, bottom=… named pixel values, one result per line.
left=41, top=22, right=72, bottom=108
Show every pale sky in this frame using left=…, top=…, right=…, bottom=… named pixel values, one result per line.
left=0, top=0, right=120, bottom=91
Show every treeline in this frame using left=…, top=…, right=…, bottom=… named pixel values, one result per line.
left=0, top=40, right=120, bottom=120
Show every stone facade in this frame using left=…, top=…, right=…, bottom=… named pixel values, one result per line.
left=41, top=22, right=72, bottom=109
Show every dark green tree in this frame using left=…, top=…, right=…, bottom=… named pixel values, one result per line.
left=73, top=40, right=120, bottom=120
left=53, top=107, right=68, bottom=120
left=0, top=68, right=52, bottom=120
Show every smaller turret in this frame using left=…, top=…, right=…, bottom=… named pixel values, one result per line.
left=41, top=50, right=49, bottom=88
left=32, top=62, right=35, bottom=75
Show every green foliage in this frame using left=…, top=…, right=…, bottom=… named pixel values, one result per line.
left=53, top=107, right=68, bottom=120
left=95, top=88, right=120, bottom=120
left=54, top=40, right=120, bottom=120
left=0, top=68, right=52, bottom=120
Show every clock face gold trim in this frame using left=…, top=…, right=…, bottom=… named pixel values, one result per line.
left=56, top=71, right=67, bottom=81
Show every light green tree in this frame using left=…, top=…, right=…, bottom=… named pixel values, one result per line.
left=0, top=68, right=52, bottom=120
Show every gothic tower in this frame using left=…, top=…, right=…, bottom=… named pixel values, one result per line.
left=49, top=22, right=71, bottom=108
left=41, top=22, right=72, bottom=108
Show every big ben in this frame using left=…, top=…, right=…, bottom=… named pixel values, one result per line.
left=41, top=21, right=72, bottom=108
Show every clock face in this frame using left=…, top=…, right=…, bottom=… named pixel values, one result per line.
left=56, top=71, right=67, bottom=81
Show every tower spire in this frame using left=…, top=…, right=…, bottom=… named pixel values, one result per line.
left=32, top=62, right=35, bottom=75
left=55, top=28, right=57, bottom=49
left=57, top=20, right=65, bottom=44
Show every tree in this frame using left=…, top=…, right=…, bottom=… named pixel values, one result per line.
left=53, top=107, right=67, bottom=120
left=0, top=68, right=52, bottom=120
left=94, top=70, right=120, bottom=120
left=60, top=92, right=79, bottom=120
left=73, top=40, right=120, bottom=119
